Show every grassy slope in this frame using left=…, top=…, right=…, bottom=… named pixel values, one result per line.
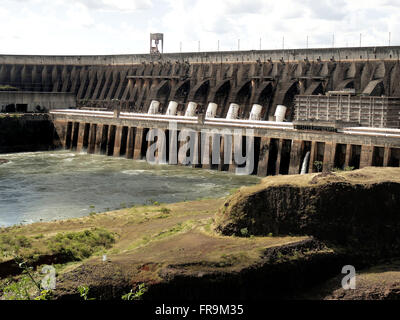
left=0, top=197, right=307, bottom=299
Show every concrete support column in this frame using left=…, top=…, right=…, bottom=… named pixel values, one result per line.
left=257, top=137, right=270, bottom=177
left=53, top=120, right=68, bottom=148
left=383, top=147, right=391, bottom=167
left=177, top=133, right=187, bottom=166
left=218, top=135, right=226, bottom=171
left=288, top=140, right=302, bottom=175
left=133, top=128, right=144, bottom=160
left=309, top=141, right=317, bottom=173
left=113, top=126, right=123, bottom=157
left=168, top=130, right=178, bottom=165
left=211, top=134, right=222, bottom=170
left=322, top=142, right=336, bottom=172
left=88, top=123, right=97, bottom=154
left=94, top=124, right=104, bottom=154
left=275, top=139, right=283, bottom=175
left=76, top=122, right=85, bottom=152
left=344, top=144, right=352, bottom=167
left=157, top=129, right=168, bottom=164
left=359, top=145, right=374, bottom=168
left=200, top=132, right=213, bottom=170
left=106, top=126, right=116, bottom=156
left=228, top=134, right=238, bottom=173
left=126, top=127, right=135, bottom=159
left=192, top=131, right=202, bottom=168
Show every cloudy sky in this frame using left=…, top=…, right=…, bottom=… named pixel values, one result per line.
left=0, top=0, right=399, bottom=55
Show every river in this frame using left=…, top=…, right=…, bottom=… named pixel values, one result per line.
left=0, top=150, right=260, bottom=227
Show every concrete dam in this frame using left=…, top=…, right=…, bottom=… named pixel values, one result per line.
left=2, top=46, right=400, bottom=175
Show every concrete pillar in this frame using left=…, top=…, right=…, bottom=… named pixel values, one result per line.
left=322, top=142, right=336, bottom=172
left=156, top=129, right=168, bottom=164
left=190, top=131, right=200, bottom=168
left=113, top=126, right=123, bottom=157
left=133, top=128, right=144, bottom=160
left=106, top=126, right=116, bottom=156
left=288, top=140, right=303, bottom=175
left=94, top=124, right=104, bottom=154
left=229, top=134, right=238, bottom=173
left=218, top=135, right=226, bottom=171
left=88, top=123, right=97, bottom=154
left=53, top=120, right=68, bottom=148
left=257, top=137, right=270, bottom=177
left=76, top=122, right=85, bottom=152
left=177, top=133, right=186, bottom=166
left=169, top=129, right=178, bottom=165
left=309, top=141, right=317, bottom=173
left=275, top=139, right=283, bottom=175
left=359, top=145, right=374, bottom=168
left=213, top=134, right=224, bottom=170
left=344, top=144, right=352, bottom=167
left=201, top=132, right=213, bottom=170
left=126, top=127, right=135, bottom=159
left=383, top=147, right=391, bottom=167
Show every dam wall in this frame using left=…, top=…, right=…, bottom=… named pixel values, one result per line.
left=2, top=46, right=400, bottom=122
left=0, top=91, right=76, bottom=112
left=0, top=114, right=58, bottom=153
left=51, top=111, right=400, bottom=176
left=1, top=46, right=400, bottom=65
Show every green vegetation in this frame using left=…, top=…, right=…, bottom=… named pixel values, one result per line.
left=128, top=221, right=194, bottom=250
left=121, top=283, right=147, bottom=301
left=47, top=228, right=115, bottom=261
left=0, top=85, right=18, bottom=91
left=240, top=227, right=249, bottom=237
left=77, top=285, right=95, bottom=300
left=313, top=161, right=323, bottom=172
left=159, top=207, right=171, bottom=215
left=1, top=275, right=37, bottom=300
left=34, top=289, right=53, bottom=300
left=333, top=166, right=355, bottom=172
left=217, top=252, right=249, bottom=267
left=0, top=257, right=54, bottom=300
left=0, top=234, right=33, bottom=258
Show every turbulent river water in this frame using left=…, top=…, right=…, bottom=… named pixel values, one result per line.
left=0, top=150, right=260, bottom=227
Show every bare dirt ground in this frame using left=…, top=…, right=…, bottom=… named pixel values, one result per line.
left=300, top=260, right=400, bottom=300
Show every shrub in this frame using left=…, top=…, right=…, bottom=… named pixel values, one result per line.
left=240, top=227, right=249, bottom=237
left=313, top=161, right=323, bottom=172
left=121, top=284, right=147, bottom=301
left=47, top=228, right=115, bottom=261
left=160, top=207, right=171, bottom=215
left=0, top=234, right=32, bottom=257
left=77, top=285, right=95, bottom=300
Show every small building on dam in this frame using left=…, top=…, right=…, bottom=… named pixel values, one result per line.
left=1, top=42, right=400, bottom=175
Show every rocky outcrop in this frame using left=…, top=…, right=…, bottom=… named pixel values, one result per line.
left=214, top=168, right=400, bottom=258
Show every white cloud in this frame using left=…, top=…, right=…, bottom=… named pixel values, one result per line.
left=68, top=0, right=153, bottom=11
left=0, top=0, right=398, bottom=54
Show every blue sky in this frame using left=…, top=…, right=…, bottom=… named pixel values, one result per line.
left=0, top=0, right=399, bottom=55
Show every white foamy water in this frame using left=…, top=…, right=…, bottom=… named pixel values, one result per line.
left=0, top=150, right=259, bottom=227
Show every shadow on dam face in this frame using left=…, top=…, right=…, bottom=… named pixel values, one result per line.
left=0, top=114, right=59, bottom=153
